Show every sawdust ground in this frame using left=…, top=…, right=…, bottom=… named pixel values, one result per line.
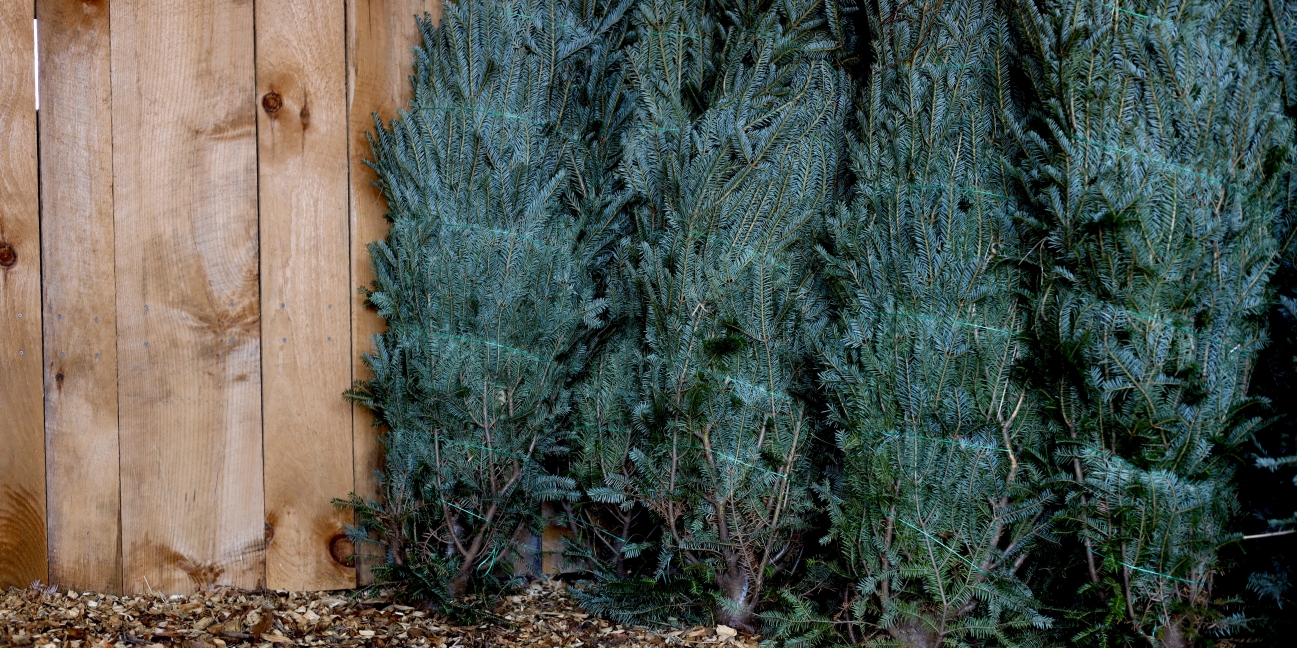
left=0, top=579, right=756, bottom=648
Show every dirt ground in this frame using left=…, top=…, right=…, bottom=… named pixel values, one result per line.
left=0, top=579, right=757, bottom=648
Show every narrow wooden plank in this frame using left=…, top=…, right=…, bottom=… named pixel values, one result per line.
left=347, top=0, right=439, bottom=585
left=0, top=0, right=47, bottom=592
left=112, top=0, right=264, bottom=595
left=38, top=0, right=121, bottom=595
left=257, top=0, right=355, bottom=591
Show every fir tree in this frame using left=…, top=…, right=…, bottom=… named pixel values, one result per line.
left=806, top=0, right=1053, bottom=644
left=1229, top=2, right=1297, bottom=639
left=1011, top=0, right=1293, bottom=642
left=575, top=0, right=848, bottom=630
left=347, top=0, right=629, bottom=603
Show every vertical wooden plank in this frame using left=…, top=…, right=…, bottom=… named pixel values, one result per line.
left=112, top=0, right=264, bottom=594
left=257, top=0, right=355, bottom=591
left=347, top=0, right=438, bottom=585
left=38, top=0, right=121, bottom=595
left=0, top=0, right=47, bottom=592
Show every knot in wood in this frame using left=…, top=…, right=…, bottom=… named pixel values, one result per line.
left=0, top=243, right=16, bottom=267
left=328, top=534, right=355, bottom=567
left=262, top=91, right=282, bottom=115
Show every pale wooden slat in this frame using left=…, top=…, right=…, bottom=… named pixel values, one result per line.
left=112, top=0, right=264, bottom=594
left=348, top=0, right=440, bottom=585
left=38, top=0, right=121, bottom=595
left=0, top=0, right=47, bottom=592
left=257, top=0, right=355, bottom=591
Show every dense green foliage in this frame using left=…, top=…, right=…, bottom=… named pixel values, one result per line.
left=350, top=0, right=1297, bottom=643
left=1011, top=0, right=1291, bottom=643
left=806, top=0, right=1052, bottom=643
left=345, top=0, right=630, bottom=605
left=570, top=0, right=847, bottom=629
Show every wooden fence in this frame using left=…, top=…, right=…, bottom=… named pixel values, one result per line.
left=0, top=0, right=442, bottom=596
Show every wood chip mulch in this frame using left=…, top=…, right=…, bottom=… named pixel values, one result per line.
left=0, top=579, right=759, bottom=648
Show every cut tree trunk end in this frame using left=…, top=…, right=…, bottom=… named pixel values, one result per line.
left=716, top=566, right=756, bottom=633
left=887, top=621, right=941, bottom=648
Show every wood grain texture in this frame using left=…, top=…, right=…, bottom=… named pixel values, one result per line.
left=347, top=0, right=439, bottom=585
left=111, top=0, right=264, bottom=595
left=0, top=0, right=48, bottom=592
left=257, top=0, right=355, bottom=591
left=38, top=0, right=122, bottom=595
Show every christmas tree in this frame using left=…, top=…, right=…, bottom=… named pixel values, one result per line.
left=1011, top=0, right=1292, bottom=642
left=805, top=0, right=1053, bottom=643
left=347, top=0, right=630, bottom=603
left=573, top=0, right=848, bottom=630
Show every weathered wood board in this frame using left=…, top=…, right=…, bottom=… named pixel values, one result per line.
left=38, top=0, right=122, bottom=595
left=111, top=0, right=265, bottom=594
left=348, top=0, right=440, bottom=585
left=257, top=0, right=356, bottom=591
left=0, top=0, right=48, bottom=592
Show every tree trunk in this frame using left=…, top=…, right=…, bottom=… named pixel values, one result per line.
left=715, top=564, right=756, bottom=632
left=887, top=621, right=941, bottom=648
left=448, top=566, right=472, bottom=599
left=1160, top=621, right=1189, bottom=648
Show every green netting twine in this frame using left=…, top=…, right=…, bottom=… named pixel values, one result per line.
left=438, top=221, right=552, bottom=250
left=435, top=436, right=531, bottom=461
left=869, top=183, right=1009, bottom=200
left=645, top=29, right=700, bottom=40
left=880, top=430, right=1010, bottom=454
left=877, top=507, right=989, bottom=576
left=678, top=444, right=789, bottom=479
left=476, top=540, right=504, bottom=575
left=1114, top=307, right=1192, bottom=336
left=416, top=105, right=534, bottom=123
left=1075, top=137, right=1226, bottom=186
left=889, top=311, right=1015, bottom=336
left=1098, top=2, right=1170, bottom=24
left=441, top=498, right=490, bottom=523
left=684, top=229, right=789, bottom=271
left=917, top=63, right=995, bottom=72
left=428, top=332, right=545, bottom=363
left=574, top=426, right=635, bottom=435
left=1088, top=548, right=1203, bottom=585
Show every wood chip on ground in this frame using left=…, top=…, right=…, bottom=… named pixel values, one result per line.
left=0, top=579, right=761, bottom=648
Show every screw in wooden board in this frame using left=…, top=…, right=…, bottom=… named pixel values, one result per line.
left=262, top=91, right=282, bottom=115
left=0, top=242, right=16, bottom=267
